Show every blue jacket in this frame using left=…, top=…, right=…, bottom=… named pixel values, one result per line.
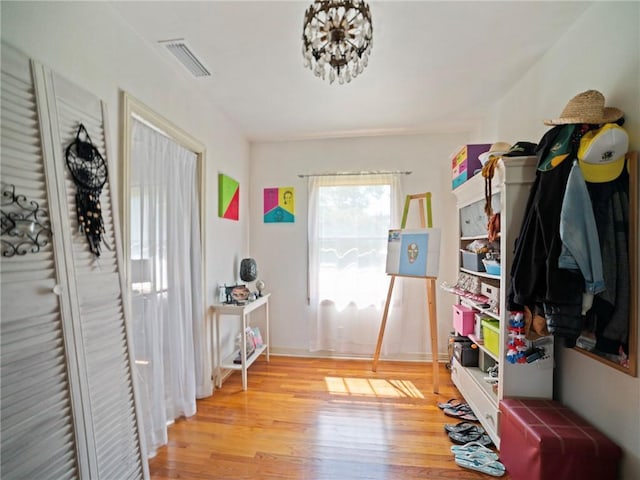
left=558, top=160, right=606, bottom=295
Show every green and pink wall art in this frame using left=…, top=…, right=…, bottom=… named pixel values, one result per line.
left=218, top=173, right=239, bottom=220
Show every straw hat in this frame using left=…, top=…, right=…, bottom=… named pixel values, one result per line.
left=578, top=124, right=628, bottom=183
left=544, top=90, right=624, bottom=126
left=478, top=142, right=511, bottom=166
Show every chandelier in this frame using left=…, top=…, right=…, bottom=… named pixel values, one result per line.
left=302, top=0, right=373, bottom=84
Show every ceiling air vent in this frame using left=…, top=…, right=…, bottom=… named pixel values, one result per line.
left=158, top=39, right=211, bottom=78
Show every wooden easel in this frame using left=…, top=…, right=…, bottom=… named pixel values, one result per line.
left=372, top=193, right=440, bottom=393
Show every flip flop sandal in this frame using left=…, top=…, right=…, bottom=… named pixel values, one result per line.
left=442, top=403, right=471, bottom=414
left=452, top=433, right=494, bottom=448
left=443, top=405, right=478, bottom=422
left=476, top=434, right=494, bottom=448
left=450, top=441, right=498, bottom=460
left=437, top=398, right=464, bottom=410
left=445, top=411, right=478, bottom=422
left=448, top=429, right=483, bottom=445
left=454, top=456, right=505, bottom=477
left=444, top=421, right=483, bottom=434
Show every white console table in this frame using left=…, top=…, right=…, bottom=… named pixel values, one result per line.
left=210, top=293, right=270, bottom=391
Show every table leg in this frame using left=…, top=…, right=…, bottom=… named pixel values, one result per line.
left=265, top=298, right=270, bottom=362
left=241, top=311, right=248, bottom=391
left=215, top=312, right=221, bottom=388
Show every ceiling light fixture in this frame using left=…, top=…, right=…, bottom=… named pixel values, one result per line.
left=302, top=0, right=373, bottom=85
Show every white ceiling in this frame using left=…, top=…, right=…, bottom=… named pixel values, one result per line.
left=108, top=1, right=594, bottom=142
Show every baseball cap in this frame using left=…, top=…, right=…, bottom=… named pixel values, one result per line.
left=578, top=124, right=628, bottom=183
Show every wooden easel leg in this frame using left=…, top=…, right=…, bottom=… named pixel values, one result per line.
left=372, top=276, right=395, bottom=372
left=426, top=277, right=439, bottom=393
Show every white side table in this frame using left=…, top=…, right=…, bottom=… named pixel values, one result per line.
left=210, top=293, right=270, bottom=390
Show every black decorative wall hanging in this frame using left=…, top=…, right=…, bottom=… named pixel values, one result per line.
left=1, top=183, right=52, bottom=257
left=65, top=123, right=108, bottom=257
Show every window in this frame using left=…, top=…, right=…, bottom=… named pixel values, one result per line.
left=121, top=93, right=210, bottom=457
left=317, top=182, right=391, bottom=308
left=308, top=173, right=403, bottom=354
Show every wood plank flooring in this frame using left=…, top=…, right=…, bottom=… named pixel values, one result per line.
left=149, top=356, right=509, bottom=479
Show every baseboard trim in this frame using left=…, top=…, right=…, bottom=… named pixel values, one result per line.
left=268, top=347, right=449, bottom=363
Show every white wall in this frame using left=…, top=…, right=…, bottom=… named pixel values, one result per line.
left=249, top=132, right=471, bottom=360
left=474, top=3, right=640, bottom=478
left=0, top=1, right=252, bottom=307
left=1, top=1, right=253, bottom=406
left=3, top=0, right=638, bottom=477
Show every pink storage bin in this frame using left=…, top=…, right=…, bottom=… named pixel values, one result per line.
left=453, top=304, right=475, bottom=336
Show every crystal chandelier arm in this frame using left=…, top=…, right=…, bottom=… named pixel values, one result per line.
left=344, top=39, right=359, bottom=50
left=344, top=9, right=361, bottom=24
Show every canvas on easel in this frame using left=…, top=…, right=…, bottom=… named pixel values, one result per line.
left=386, top=228, right=441, bottom=278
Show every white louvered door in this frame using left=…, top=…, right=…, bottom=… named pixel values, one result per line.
left=43, top=69, right=147, bottom=479
left=1, top=43, right=83, bottom=480
left=1, top=43, right=147, bottom=479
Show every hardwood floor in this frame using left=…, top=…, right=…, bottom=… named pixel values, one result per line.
left=149, top=356, right=509, bottom=479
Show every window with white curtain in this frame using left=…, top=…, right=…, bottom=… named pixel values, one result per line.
left=129, top=117, right=208, bottom=458
left=308, top=173, right=404, bottom=355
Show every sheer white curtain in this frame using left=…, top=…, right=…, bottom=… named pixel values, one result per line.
left=130, top=119, right=208, bottom=457
left=307, top=173, right=405, bottom=356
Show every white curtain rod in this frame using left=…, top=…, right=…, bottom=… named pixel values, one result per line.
left=297, top=170, right=412, bottom=178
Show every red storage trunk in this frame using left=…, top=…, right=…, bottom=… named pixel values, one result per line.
left=499, top=399, right=622, bottom=480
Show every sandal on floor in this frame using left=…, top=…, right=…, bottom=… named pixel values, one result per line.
left=448, top=427, right=485, bottom=445
left=443, top=404, right=478, bottom=422
left=455, top=456, right=505, bottom=477
left=437, top=398, right=464, bottom=410
left=444, top=421, right=482, bottom=434
left=445, top=411, right=478, bottom=422
left=442, top=402, right=470, bottom=414
left=475, top=434, right=494, bottom=448
left=450, top=441, right=498, bottom=459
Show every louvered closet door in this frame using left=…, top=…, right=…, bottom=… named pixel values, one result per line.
left=0, top=45, right=81, bottom=480
left=2, top=42, right=147, bottom=479
left=38, top=69, right=148, bottom=478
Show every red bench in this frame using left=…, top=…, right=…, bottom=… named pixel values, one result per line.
left=499, top=398, right=622, bottom=480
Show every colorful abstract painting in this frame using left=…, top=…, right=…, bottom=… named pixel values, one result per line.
left=218, top=173, right=239, bottom=220
left=264, top=187, right=294, bottom=223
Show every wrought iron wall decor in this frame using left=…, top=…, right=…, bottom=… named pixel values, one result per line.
left=65, top=123, right=108, bottom=257
left=1, top=183, right=52, bottom=257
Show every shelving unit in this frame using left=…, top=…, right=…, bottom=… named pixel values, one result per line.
left=450, top=157, right=554, bottom=448
left=211, top=293, right=270, bottom=391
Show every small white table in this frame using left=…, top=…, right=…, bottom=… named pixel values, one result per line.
left=210, top=293, right=270, bottom=391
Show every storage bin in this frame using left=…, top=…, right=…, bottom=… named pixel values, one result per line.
left=482, top=259, right=501, bottom=275
left=453, top=304, right=475, bottom=336
left=481, top=319, right=500, bottom=357
left=447, top=332, right=469, bottom=366
left=461, top=250, right=486, bottom=272
left=451, top=144, right=491, bottom=189
left=499, top=399, right=622, bottom=480
left=480, top=282, right=499, bottom=301
left=453, top=340, right=479, bottom=367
